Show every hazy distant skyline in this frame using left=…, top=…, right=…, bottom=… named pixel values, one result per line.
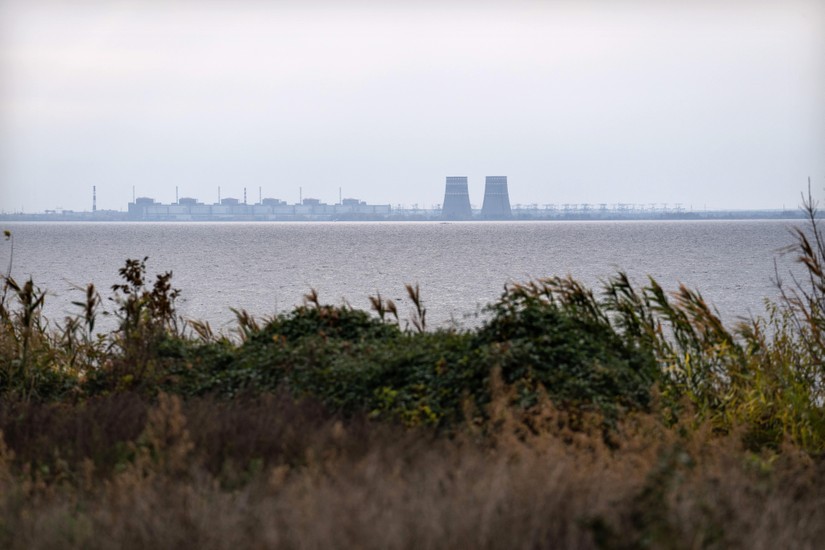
left=1, top=0, right=823, bottom=213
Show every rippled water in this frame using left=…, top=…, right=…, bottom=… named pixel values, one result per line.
left=1, top=220, right=803, bottom=330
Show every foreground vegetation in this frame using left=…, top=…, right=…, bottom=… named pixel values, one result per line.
left=0, top=194, right=824, bottom=548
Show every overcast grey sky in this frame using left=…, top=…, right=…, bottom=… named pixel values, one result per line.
left=1, top=0, right=823, bottom=213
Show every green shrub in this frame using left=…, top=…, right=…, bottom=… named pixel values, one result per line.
left=477, top=280, right=660, bottom=418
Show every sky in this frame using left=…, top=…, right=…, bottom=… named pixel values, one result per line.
left=1, top=0, right=823, bottom=213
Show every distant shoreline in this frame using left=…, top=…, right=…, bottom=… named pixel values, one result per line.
left=0, top=209, right=805, bottom=222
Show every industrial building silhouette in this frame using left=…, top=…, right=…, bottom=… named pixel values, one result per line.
left=481, top=176, right=512, bottom=219
left=441, top=176, right=512, bottom=220
left=127, top=195, right=390, bottom=221
left=124, top=177, right=513, bottom=221
left=441, top=177, right=473, bottom=220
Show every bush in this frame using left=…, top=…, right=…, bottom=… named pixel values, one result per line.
left=478, top=282, right=660, bottom=418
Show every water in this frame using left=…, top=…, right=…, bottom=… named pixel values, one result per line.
left=0, top=220, right=803, bottom=331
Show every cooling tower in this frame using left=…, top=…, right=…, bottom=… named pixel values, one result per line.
left=441, top=176, right=473, bottom=220
left=480, top=176, right=512, bottom=219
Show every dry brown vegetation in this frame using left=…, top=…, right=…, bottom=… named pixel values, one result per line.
left=1, top=385, right=824, bottom=549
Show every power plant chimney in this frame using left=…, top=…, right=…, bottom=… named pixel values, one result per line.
left=480, top=176, right=512, bottom=219
left=92, top=186, right=97, bottom=213
left=441, top=176, right=472, bottom=220
left=244, top=187, right=247, bottom=205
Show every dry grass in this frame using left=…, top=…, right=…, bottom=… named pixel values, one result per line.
left=0, top=387, right=823, bottom=549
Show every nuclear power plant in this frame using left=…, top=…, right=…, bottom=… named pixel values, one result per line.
left=5, top=176, right=798, bottom=222
left=441, top=176, right=512, bottom=220
left=441, top=177, right=473, bottom=220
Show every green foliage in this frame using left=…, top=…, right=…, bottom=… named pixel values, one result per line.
left=94, top=257, right=183, bottom=393
left=0, top=275, right=48, bottom=397
left=0, top=231, right=83, bottom=400
left=173, top=282, right=660, bottom=427
left=478, top=279, right=659, bottom=418
left=2, top=185, right=825, bottom=453
left=251, top=296, right=400, bottom=344
left=187, top=300, right=481, bottom=426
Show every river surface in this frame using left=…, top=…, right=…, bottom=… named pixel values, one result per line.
left=0, top=220, right=804, bottom=331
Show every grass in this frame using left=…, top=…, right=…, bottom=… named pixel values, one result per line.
left=1, top=390, right=823, bottom=549
left=0, top=189, right=824, bottom=547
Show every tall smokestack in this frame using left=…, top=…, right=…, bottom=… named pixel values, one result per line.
left=244, top=187, right=247, bottom=205
left=259, top=186, right=262, bottom=204
left=218, top=186, right=221, bottom=204
left=176, top=186, right=179, bottom=204
left=480, top=176, right=512, bottom=219
left=441, top=176, right=472, bottom=220
left=93, top=186, right=97, bottom=213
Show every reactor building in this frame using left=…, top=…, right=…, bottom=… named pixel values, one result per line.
left=127, top=195, right=391, bottom=221
left=441, top=176, right=473, bottom=220
left=480, top=176, right=512, bottom=219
